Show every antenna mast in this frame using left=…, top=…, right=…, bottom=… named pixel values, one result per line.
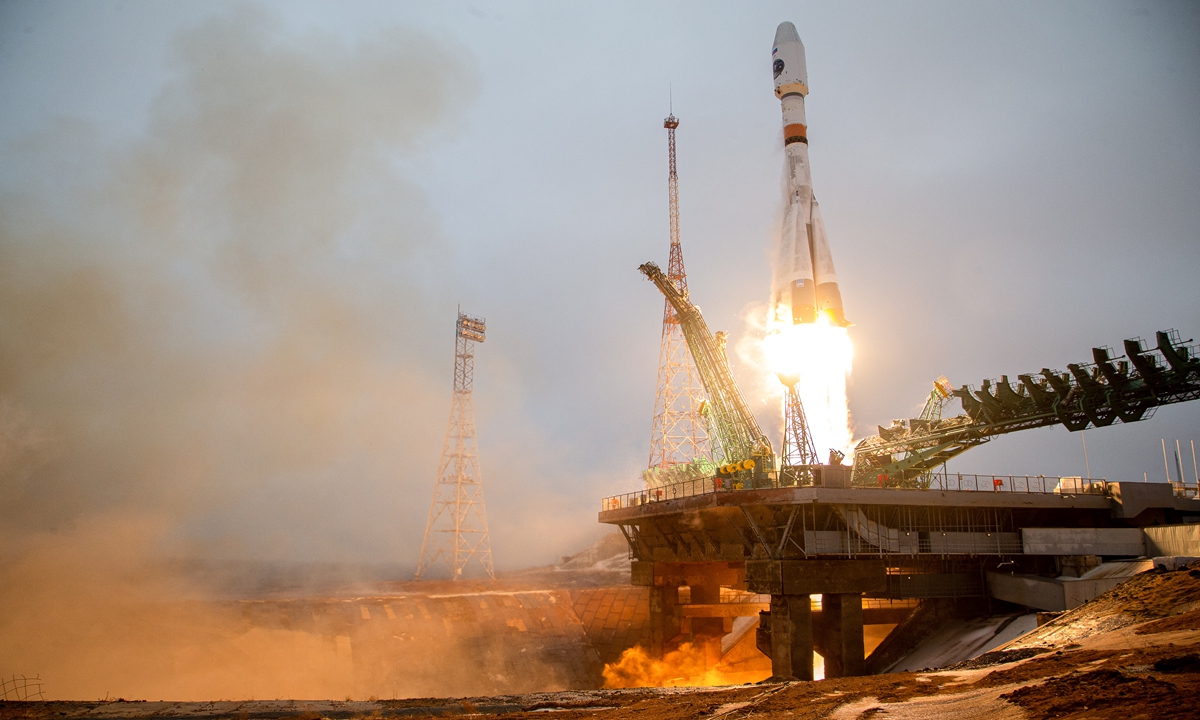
left=415, top=311, right=495, bottom=580
left=647, top=113, right=712, bottom=479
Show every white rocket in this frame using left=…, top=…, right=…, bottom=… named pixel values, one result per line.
left=770, top=22, right=848, bottom=327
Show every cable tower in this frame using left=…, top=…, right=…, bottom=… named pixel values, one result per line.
left=777, top=373, right=818, bottom=486
left=647, top=112, right=712, bottom=483
left=415, top=311, right=495, bottom=580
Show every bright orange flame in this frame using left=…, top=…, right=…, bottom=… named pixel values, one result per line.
left=761, top=313, right=854, bottom=461
left=602, top=643, right=732, bottom=688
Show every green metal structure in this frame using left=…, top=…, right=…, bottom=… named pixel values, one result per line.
left=639, top=262, right=776, bottom=484
left=851, top=330, right=1200, bottom=487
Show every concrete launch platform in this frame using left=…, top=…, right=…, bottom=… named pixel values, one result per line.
left=598, top=476, right=1200, bottom=680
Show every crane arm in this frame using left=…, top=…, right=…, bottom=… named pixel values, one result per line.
left=639, top=262, right=774, bottom=473
left=854, top=330, right=1200, bottom=486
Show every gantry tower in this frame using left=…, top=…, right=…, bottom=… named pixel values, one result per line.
left=647, top=113, right=712, bottom=479
left=415, top=311, right=495, bottom=580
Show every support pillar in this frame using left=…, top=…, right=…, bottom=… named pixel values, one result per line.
left=634, top=561, right=745, bottom=658
left=688, top=581, right=727, bottom=669
left=818, top=593, right=865, bottom=678
left=766, top=594, right=814, bottom=680
left=648, top=581, right=680, bottom=658
left=746, top=559, right=885, bottom=680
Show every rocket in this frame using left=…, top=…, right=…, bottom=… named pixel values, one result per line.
left=770, top=22, right=848, bottom=327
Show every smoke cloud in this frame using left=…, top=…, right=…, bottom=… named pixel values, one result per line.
left=0, top=7, right=532, bottom=699
left=0, top=7, right=472, bottom=558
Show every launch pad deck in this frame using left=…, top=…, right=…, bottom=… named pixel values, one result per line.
left=597, top=474, right=1200, bottom=680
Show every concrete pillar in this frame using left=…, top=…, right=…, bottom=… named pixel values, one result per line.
left=767, top=594, right=814, bottom=680
left=818, top=593, right=865, bottom=678
left=688, top=582, right=726, bottom=669
left=746, top=560, right=883, bottom=679
left=649, top=582, right=680, bottom=657
left=637, top=561, right=747, bottom=659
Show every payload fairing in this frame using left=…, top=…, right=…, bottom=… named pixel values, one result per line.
left=770, top=22, right=848, bottom=327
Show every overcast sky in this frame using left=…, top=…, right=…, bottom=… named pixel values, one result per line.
left=1, top=1, right=1198, bottom=572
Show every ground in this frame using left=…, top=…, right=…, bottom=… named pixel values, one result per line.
left=3, top=562, right=1198, bottom=719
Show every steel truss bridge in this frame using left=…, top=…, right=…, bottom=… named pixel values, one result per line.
left=853, top=330, right=1200, bottom=486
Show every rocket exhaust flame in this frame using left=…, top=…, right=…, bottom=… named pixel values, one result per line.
left=602, top=643, right=733, bottom=688
left=763, top=317, right=854, bottom=461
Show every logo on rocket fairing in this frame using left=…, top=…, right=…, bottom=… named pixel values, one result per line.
left=773, top=58, right=784, bottom=78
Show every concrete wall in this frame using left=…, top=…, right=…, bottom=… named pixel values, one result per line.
left=1021, top=527, right=1146, bottom=556
left=1109, top=482, right=1182, bottom=519
left=1061, top=576, right=1134, bottom=608
left=986, top=572, right=1069, bottom=612
left=1144, top=524, right=1200, bottom=556
left=987, top=560, right=1152, bottom=611
left=571, top=586, right=651, bottom=665
left=928, top=531, right=1021, bottom=554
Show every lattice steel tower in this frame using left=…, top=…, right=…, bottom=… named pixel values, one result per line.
left=647, top=113, right=711, bottom=475
left=777, top=374, right=818, bottom=486
left=415, top=311, right=495, bottom=580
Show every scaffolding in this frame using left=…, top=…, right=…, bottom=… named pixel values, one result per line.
left=415, top=311, right=495, bottom=580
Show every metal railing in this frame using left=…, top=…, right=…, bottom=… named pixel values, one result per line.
left=1170, top=482, right=1200, bottom=499
left=922, top=473, right=1106, bottom=494
left=600, top=472, right=1113, bottom=511
left=602, top=476, right=722, bottom=510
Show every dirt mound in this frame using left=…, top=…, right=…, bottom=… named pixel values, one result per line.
left=1154, top=652, right=1200, bottom=673
left=945, top=646, right=1049, bottom=670
left=1001, top=668, right=1197, bottom=720
left=1134, top=607, right=1200, bottom=634
left=1003, top=560, right=1200, bottom=650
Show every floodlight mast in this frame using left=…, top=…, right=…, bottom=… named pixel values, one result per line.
left=415, top=311, right=495, bottom=580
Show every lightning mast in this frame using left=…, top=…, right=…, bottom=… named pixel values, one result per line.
left=646, top=113, right=712, bottom=482
left=415, top=311, right=495, bottom=580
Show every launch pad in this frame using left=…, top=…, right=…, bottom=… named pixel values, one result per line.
left=628, top=136, right=1200, bottom=679
left=630, top=247, right=1199, bottom=681
left=629, top=203, right=1200, bottom=680
left=613, top=19, right=1200, bottom=685
left=609, top=285, right=1200, bottom=681
left=599, top=476, right=1200, bottom=680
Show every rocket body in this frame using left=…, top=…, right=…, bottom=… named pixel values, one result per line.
left=770, top=22, right=847, bottom=327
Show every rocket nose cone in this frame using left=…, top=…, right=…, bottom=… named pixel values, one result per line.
left=774, top=21, right=800, bottom=47
left=772, top=21, right=807, bottom=93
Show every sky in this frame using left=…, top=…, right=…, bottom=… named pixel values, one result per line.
left=1, top=0, right=1198, bottom=573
